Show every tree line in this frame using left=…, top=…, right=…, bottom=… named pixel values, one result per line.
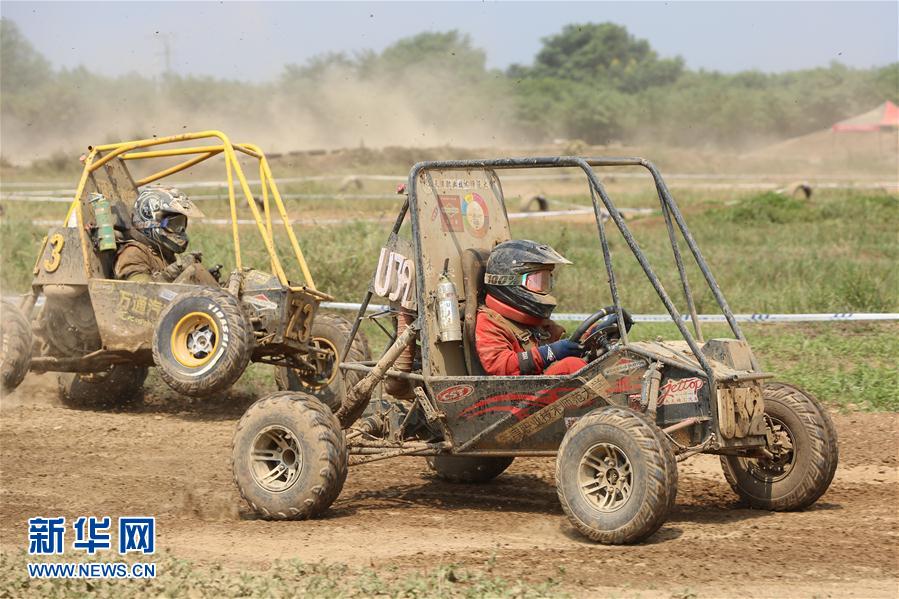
left=1, top=18, right=896, bottom=159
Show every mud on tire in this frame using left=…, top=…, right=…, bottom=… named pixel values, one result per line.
left=720, top=381, right=838, bottom=511
left=275, top=314, right=370, bottom=412
left=232, top=391, right=348, bottom=519
left=153, top=288, right=253, bottom=397
left=426, top=455, right=514, bottom=483
left=57, top=365, right=148, bottom=410
left=1, top=300, right=32, bottom=394
left=556, top=406, right=678, bottom=545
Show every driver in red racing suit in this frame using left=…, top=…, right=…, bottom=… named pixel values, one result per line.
left=476, top=240, right=587, bottom=376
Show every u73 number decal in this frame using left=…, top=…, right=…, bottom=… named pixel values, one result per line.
left=43, top=233, right=65, bottom=273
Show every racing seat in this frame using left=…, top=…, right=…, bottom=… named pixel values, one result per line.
left=461, top=248, right=489, bottom=375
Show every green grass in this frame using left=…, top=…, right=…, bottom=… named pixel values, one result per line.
left=0, top=551, right=565, bottom=598
left=621, top=321, right=899, bottom=412
left=2, top=189, right=896, bottom=411
left=3, top=190, right=897, bottom=313
left=536, top=191, right=899, bottom=314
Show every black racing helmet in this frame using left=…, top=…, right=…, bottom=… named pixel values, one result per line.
left=131, top=186, right=203, bottom=255
left=484, top=239, right=571, bottom=319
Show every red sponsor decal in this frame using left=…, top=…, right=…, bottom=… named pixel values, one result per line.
left=436, top=384, right=474, bottom=403
left=658, top=377, right=705, bottom=405
left=460, top=387, right=577, bottom=420
left=434, top=195, right=463, bottom=232
left=610, top=376, right=642, bottom=395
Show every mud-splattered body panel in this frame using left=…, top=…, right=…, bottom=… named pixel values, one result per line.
left=429, top=347, right=716, bottom=452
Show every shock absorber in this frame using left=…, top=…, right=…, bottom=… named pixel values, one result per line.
left=384, top=309, right=416, bottom=399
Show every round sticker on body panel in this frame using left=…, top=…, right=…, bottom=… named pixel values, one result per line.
left=462, top=192, right=489, bottom=238
left=436, top=384, right=474, bottom=403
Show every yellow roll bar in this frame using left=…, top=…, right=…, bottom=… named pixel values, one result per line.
left=65, top=130, right=317, bottom=290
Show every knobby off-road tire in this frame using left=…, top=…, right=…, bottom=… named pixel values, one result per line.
left=275, top=314, right=370, bottom=412
left=1, top=300, right=32, bottom=395
left=57, top=365, right=148, bottom=410
left=152, top=288, right=253, bottom=397
left=426, top=455, right=514, bottom=483
left=556, top=406, right=678, bottom=545
left=720, top=381, right=838, bottom=511
left=232, top=391, right=348, bottom=519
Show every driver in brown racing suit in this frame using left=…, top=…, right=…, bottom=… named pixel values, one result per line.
left=475, top=240, right=588, bottom=376
left=114, top=186, right=214, bottom=285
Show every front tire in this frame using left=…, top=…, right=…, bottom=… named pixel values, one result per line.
left=426, top=455, right=514, bottom=483
left=720, top=382, right=838, bottom=510
left=58, top=365, right=148, bottom=409
left=153, top=288, right=253, bottom=397
left=556, top=406, right=677, bottom=544
left=1, top=300, right=32, bottom=394
left=232, top=391, right=348, bottom=519
left=275, top=314, right=370, bottom=412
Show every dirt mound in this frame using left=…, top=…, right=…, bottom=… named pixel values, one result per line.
left=746, top=126, right=898, bottom=173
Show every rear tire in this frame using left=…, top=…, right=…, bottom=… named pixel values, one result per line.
left=1, top=300, right=32, bottom=394
left=556, top=406, right=677, bottom=544
left=153, top=288, right=253, bottom=397
left=426, top=455, right=514, bottom=483
left=232, top=391, right=348, bottom=519
left=58, top=365, right=148, bottom=410
left=720, top=381, right=838, bottom=510
left=275, top=314, right=370, bottom=412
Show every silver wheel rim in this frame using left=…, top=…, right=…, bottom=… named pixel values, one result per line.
left=186, top=326, right=215, bottom=359
left=578, top=442, right=633, bottom=512
left=250, top=425, right=303, bottom=492
left=743, top=415, right=796, bottom=482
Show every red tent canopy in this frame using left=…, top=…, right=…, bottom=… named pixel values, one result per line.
left=832, top=101, right=899, bottom=132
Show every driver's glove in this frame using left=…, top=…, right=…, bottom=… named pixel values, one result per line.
left=153, top=261, right=184, bottom=282
left=538, top=339, right=584, bottom=366
left=182, top=251, right=203, bottom=265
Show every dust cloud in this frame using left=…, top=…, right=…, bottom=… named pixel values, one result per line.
left=1, top=65, right=520, bottom=163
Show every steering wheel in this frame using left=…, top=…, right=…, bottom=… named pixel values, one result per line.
left=569, top=306, right=634, bottom=357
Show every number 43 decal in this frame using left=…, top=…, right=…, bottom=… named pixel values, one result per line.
left=43, top=233, right=65, bottom=273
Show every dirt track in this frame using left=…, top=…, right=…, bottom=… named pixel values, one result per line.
left=2, top=374, right=897, bottom=597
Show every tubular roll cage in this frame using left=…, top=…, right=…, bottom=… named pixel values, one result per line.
left=344, top=156, right=761, bottom=388
left=60, top=130, right=319, bottom=293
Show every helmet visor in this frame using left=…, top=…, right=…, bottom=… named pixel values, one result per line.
left=162, top=214, right=188, bottom=234
left=522, top=269, right=553, bottom=294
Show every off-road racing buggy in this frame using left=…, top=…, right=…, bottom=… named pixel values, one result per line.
left=1, top=131, right=367, bottom=409
left=231, top=157, right=838, bottom=544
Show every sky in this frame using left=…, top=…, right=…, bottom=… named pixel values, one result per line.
left=1, top=1, right=897, bottom=81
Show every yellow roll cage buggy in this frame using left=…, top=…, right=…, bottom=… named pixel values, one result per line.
left=19, top=130, right=335, bottom=391
left=59, top=129, right=319, bottom=293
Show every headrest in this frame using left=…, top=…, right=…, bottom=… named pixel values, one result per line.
left=461, top=248, right=490, bottom=302
left=110, top=200, right=133, bottom=232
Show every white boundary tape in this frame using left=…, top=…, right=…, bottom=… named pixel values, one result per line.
left=3, top=171, right=896, bottom=202
left=3, top=171, right=897, bottom=187
left=3, top=296, right=895, bottom=324
left=27, top=205, right=647, bottom=228
left=6, top=179, right=896, bottom=204
left=320, top=301, right=899, bottom=323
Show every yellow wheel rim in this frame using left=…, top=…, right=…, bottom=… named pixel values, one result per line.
left=299, top=337, right=339, bottom=390
left=170, top=312, right=220, bottom=368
